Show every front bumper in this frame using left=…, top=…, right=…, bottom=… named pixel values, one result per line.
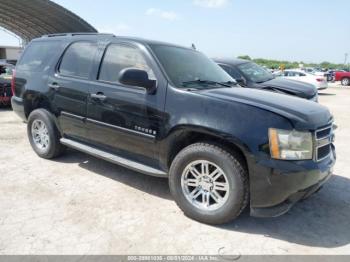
left=249, top=145, right=336, bottom=217
left=0, top=84, right=12, bottom=105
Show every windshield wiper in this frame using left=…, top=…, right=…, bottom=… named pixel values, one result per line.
left=256, top=77, right=275, bottom=84
left=182, top=79, right=232, bottom=88
left=259, top=86, right=285, bottom=94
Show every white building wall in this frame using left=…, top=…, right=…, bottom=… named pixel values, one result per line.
left=5, top=47, right=22, bottom=60
left=0, top=46, right=22, bottom=60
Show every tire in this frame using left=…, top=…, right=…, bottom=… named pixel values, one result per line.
left=27, top=109, right=65, bottom=159
left=169, top=143, right=249, bottom=225
left=341, top=77, right=350, bottom=86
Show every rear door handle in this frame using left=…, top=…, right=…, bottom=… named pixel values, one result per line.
left=48, top=83, right=61, bottom=91
left=91, top=93, right=107, bottom=101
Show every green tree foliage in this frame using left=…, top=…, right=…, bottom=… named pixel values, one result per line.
left=237, top=56, right=345, bottom=70
left=237, top=55, right=252, bottom=61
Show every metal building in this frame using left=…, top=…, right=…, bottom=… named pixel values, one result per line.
left=0, top=0, right=97, bottom=44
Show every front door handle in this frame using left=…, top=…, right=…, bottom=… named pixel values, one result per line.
left=48, top=83, right=61, bottom=91
left=91, top=93, right=107, bottom=101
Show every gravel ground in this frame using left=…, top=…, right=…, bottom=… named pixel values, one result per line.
left=0, top=83, right=349, bottom=255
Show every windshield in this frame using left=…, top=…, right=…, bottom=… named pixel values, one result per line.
left=238, top=62, right=274, bottom=83
left=150, top=45, right=234, bottom=89
left=0, top=65, right=13, bottom=77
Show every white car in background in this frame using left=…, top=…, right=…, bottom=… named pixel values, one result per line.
left=274, top=69, right=328, bottom=90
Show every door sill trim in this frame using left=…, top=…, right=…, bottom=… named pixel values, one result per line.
left=60, top=138, right=167, bottom=177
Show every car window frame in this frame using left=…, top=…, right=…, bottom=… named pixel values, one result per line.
left=56, top=40, right=99, bottom=81
left=16, top=40, right=60, bottom=73
left=96, top=42, right=158, bottom=91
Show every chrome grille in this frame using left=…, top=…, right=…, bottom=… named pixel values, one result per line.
left=314, top=124, right=334, bottom=162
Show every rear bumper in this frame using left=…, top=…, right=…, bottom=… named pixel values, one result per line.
left=317, top=82, right=328, bottom=90
left=249, top=145, right=336, bottom=217
left=11, top=96, right=26, bottom=121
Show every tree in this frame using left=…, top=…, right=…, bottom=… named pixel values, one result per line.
left=237, top=55, right=251, bottom=61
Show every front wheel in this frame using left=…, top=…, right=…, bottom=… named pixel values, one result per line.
left=169, top=143, right=249, bottom=225
left=341, top=77, right=350, bottom=86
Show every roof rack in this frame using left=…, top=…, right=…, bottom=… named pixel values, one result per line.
left=42, top=33, right=115, bottom=38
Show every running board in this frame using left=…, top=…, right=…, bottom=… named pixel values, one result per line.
left=60, top=138, right=167, bottom=177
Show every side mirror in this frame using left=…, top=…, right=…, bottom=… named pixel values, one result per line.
left=119, top=68, right=156, bottom=93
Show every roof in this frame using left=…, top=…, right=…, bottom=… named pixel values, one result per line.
left=213, top=58, right=251, bottom=66
left=0, top=0, right=97, bottom=43
left=33, top=33, right=196, bottom=51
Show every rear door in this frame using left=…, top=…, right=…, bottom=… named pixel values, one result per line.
left=47, top=41, right=99, bottom=142
left=86, top=42, right=167, bottom=166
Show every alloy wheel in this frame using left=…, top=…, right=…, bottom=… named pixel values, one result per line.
left=181, top=160, right=230, bottom=211
left=31, top=119, right=50, bottom=150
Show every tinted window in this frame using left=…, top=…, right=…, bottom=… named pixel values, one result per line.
left=59, top=42, right=98, bottom=78
left=17, top=41, right=60, bottom=72
left=99, top=44, right=155, bottom=83
left=285, top=71, right=297, bottom=77
left=219, top=64, right=242, bottom=80
left=237, top=62, right=274, bottom=83
left=150, top=45, right=233, bottom=89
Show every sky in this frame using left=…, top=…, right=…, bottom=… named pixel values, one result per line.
left=0, top=0, right=349, bottom=64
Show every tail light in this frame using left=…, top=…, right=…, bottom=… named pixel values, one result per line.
left=11, top=69, right=16, bottom=96
left=316, top=78, right=324, bottom=82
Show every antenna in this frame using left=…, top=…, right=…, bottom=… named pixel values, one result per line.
left=191, top=43, right=196, bottom=50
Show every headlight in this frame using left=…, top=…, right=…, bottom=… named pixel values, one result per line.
left=269, top=128, right=313, bottom=160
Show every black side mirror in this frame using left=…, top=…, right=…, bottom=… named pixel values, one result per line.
left=119, top=68, right=157, bottom=93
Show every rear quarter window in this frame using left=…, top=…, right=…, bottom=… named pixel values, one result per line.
left=17, top=41, right=60, bottom=72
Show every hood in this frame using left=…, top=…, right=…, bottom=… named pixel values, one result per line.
left=200, top=87, right=332, bottom=130
left=257, top=78, right=317, bottom=99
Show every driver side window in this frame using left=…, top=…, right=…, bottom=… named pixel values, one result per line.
left=99, top=44, right=156, bottom=83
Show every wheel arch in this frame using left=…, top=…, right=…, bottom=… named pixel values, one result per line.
left=23, top=92, right=53, bottom=119
left=162, top=125, right=251, bottom=174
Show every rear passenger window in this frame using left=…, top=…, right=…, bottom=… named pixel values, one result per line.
left=99, top=44, right=155, bottom=83
left=17, top=41, right=60, bottom=72
left=59, top=42, right=98, bottom=79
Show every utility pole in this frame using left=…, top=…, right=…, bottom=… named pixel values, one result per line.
left=345, top=53, right=348, bottom=69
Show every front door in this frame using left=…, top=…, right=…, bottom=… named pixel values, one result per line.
left=86, top=43, right=167, bottom=166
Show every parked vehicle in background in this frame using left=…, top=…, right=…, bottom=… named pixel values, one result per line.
left=12, top=34, right=335, bottom=225
left=326, top=70, right=336, bottom=82
left=274, top=69, right=328, bottom=90
left=301, top=67, right=326, bottom=77
left=334, top=71, right=350, bottom=86
left=0, top=63, right=14, bottom=106
left=215, top=59, right=318, bottom=102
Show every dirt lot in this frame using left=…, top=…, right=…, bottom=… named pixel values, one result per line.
left=0, top=83, right=349, bottom=255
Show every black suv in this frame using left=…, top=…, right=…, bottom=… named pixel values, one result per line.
left=215, top=58, right=319, bottom=102
left=12, top=33, right=335, bottom=224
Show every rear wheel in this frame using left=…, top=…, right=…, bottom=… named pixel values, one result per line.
left=169, top=143, right=249, bottom=225
left=341, top=77, right=350, bottom=86
left=27, top=109, right=65, bottom=159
